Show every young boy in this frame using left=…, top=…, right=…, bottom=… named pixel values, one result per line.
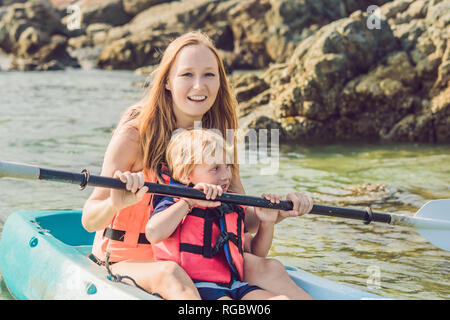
left=146, top=129, right=289, bottom=300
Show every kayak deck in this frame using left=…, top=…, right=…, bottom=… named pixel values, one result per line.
left=0, top=210, right=382, bottom=300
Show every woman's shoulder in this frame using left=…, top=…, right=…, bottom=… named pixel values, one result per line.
left=114, top=124, right=140, bottom=144
left=104, top=124, right=142, bottom=170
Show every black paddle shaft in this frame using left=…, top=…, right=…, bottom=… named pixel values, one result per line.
left=38, top=167, right=392, bottom=225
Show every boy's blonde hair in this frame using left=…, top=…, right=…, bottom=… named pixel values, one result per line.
left=166, top=129, right=235, bottom=184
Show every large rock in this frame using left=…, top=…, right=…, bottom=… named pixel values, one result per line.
left=226, top=0, right=393, bottom=70
left=96, top=30, right=177, bottom=70
left=237, top=0, right=450, bottom=143
left=77, top=0, right=130, bottom=27
left=338, top=50, right=420, bottom=140
left=272, top=13, right=397, bottom=122
left=10, top=34, right=78, bottom=70
left=1, top=0, right=449, bottom=144
left=1, top=0, right=27, bottom=5
left=431, top=86, right=450, bottom=142
left=0, top=0, right=79, bottom=70
left=112, top=0, right=217, bottom=38
left=95, top=0, right=222, bottom=69
left=93, top=0, right=395, bottom=72
left=122, top=0, right=174, bottom=17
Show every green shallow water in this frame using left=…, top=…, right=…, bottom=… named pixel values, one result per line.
left=240, top=143, right=450, bottom=299
left=0, top=70, right=449, bottom=299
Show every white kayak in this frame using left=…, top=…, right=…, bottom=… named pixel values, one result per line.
left=0, top=210, right=383, bottom=300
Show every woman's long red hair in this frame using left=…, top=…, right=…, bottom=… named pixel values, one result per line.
left=117, top=31, right=238, bottom=182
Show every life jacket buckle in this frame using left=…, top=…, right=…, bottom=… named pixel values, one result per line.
left=211, top=231, right=228, bottom=256
left=211, top=231, right=239, bottom=256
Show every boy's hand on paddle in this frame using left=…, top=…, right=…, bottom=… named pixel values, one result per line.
left=254, top=193, right=282, bottom=223
left=181, top=182, right=222, bottom=208
left=280, top=192, right=313, bottom=218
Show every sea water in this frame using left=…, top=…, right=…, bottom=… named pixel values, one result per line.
left=0, top=69, right=449, bottom=299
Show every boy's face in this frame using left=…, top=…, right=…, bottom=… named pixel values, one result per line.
left=188, top=161, right=232, bottom=192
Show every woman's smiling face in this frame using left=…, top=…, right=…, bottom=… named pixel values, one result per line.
left=165, top=44, right=220, bottom=127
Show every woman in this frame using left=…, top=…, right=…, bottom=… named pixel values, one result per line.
left=82, top=31, right=313, bottom=300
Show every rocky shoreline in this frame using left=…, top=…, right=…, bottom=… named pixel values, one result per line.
left=0, top=0, right=449, bottom=143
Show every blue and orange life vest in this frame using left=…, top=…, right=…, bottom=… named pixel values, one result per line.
left=151, top=169, right=246, bottom=287
left=91, top=169, right=155, bottom=263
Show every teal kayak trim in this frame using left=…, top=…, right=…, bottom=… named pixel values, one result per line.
left=0, top=210, right=383, bottom=300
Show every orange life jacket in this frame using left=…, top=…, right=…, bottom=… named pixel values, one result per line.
left=91, top=169, right=155, bottom=263
left=151, top=170, right=245, bottom=286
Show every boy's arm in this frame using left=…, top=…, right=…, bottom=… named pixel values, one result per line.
left=146, top=183, right=223, bottom=244
left=145, top=199, right=190, bottom=243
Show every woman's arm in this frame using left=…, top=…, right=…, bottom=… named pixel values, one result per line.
left=246, top=221, right=275, bottom=257
left=230, top=169, right=261, bottom=234
left=81, top=126, right=144, bottom=232
left=231, top=169, right=314, bottom=231
left=244, top=193, right=280, bottom=257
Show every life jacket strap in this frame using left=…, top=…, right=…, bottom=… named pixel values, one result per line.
left=179, top=243, right=204, bottom=255
left=103, top=227, right=151, bottom=245
left=179, top=231, right=240, bottom=257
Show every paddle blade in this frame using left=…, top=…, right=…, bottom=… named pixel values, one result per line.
left=0, top=161, right=40, bottom=180
left=415, top=200, right=450, bottom=251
